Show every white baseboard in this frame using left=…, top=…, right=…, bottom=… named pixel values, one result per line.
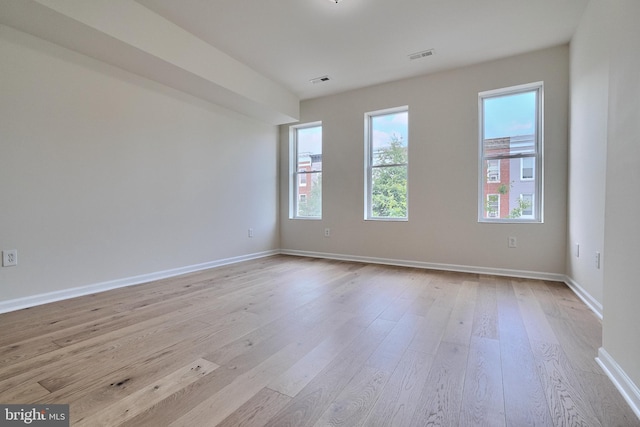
left=563, top=275, right=603, bottom=319
left=279, top=249, right=566, bottom=282
left=596, top=347, right=640, bottom=421
left=0, top=250, right=278, bottom=314
left=280, top=251, right=609, bottom=320
left=0, top=249, right=601, bottom=323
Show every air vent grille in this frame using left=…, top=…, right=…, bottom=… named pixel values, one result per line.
left=408, top=49, right=435, bottom=61
left=310, top=75, right=331, bottom=84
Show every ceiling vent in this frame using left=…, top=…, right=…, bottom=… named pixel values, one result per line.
left=408, top=49, right=435, bottom=61
left=310, top=75, right=331, bottom=84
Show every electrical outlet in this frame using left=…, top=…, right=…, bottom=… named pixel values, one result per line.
left=508, top=236, right=517, bottom=248
left=2, top=250, right=17, bottom=267
left=595, top=251, right=601, bottom=269
left=324, top=228, right=330, bottom=238
left=248, top=228, right=254, bottom=238
left=576, top=243, right=580, bottom=258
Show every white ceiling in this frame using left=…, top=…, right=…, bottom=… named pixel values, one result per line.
left=137, top=0, right=590, bottom=100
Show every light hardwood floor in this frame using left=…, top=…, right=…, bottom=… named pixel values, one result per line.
left=1, top=255, right=638, bottom=426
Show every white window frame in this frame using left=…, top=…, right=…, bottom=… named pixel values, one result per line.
left=290, top=122, right=322, bottom=219
left=364, top=106, right=409, bottom=221
left=478, top=82, right=543, bottom=223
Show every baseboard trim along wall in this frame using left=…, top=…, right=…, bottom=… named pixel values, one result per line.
left=280, top=249, right=566, bottom=282
left=597, top=347, right=640, bottom=421
left=0, top=250, right=279, bottom=314
left=0, top=248, right=600, bottom=321
left=563, top=275, right=604, bottom=319
left=281, top=250, right=609, bottom=319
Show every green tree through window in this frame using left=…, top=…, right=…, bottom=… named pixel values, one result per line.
left=372, top=135, right=408, bottom=217
left=366, top=107, right=408, bottom=220
left=297, top=173, right=322, bottom=217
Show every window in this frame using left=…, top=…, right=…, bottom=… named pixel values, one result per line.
left=299, top=169, right=307, bottom=186
left=487, top=159, right=500, bottom=182
left=521, top=157, right=534, bottom=180
left=290, top=123, right=322, bottom=219
left=365, top=107, right=409, bottom=220
left=479, top=82, right=542, bottom=222
left=487, top=194, right=500, bottom=218
left=519, top=193, right=534, bottom=218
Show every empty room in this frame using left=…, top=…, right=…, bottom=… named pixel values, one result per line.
left=1, top=0, right=639, bottom=426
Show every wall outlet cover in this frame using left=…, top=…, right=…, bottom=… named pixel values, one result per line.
left=2, top=250, right=18, bottom=267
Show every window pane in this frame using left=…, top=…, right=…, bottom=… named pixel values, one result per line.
left=483, top=91, right=536, bottom=139
left=297, top=172, right=322, bottom=217
left=366, top=107, right=408, bottom=220
left=297, top=126, right=322, bottom=171
left=371, top=165, right=407, bottom=218
left=371, top=112, right=408, bottom=166
left=483, top=91, right=536, bottom=157
left=479, top=84, right=541, bottom=222
left=292, top=123, right=322, bottom=219
left=297, top=126, right=322, bottom=172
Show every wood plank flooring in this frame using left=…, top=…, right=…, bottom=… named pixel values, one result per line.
left=0, top=255, right=638, bottom=426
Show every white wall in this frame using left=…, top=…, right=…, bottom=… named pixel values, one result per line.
left=602, top=0, right=640, bottom=400
left=569, top=0, right=640, bottom=411
left=567, top=0, right=610, bottom=308
left=280, top=46, right=569, bottom=276
left=0, top=25, right=279, bottom=305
